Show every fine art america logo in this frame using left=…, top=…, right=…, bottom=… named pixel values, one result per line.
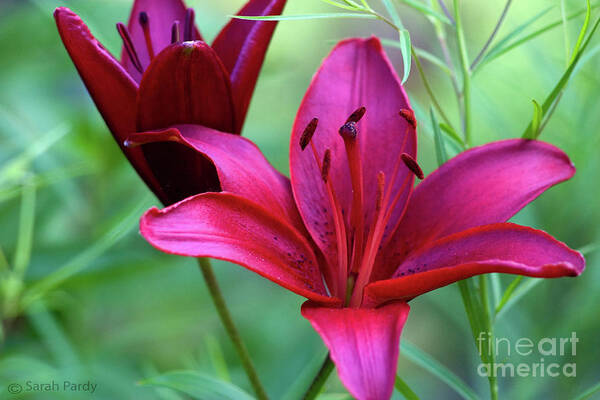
left=7, top=380, right=97, bottom=395
left=477, top=331, right=578, bottom=378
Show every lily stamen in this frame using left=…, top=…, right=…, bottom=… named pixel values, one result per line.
left=184, top=8, right=195, bottom=41
left=171, top=20, right=181, bottom=44
left=116, top=22, right=143, bottom=73
left=139, top=12, right=155, bottom=60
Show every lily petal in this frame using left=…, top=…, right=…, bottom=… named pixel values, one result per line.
left=128, top=125, right=305, bottom=230
left=136, top=41, right=236, bottom=133
left=141, top=192, right=337, bottom=304
left=122, top=0, right=201, bottom=81
left=375, top=139, right=576, bottom=281
left=212, top=0, right=287, bottom=132
left=290, top=37, right=415, bottom=268
left=301, top=302, right=410, bottom=400
left=54, top=7, right=165, bottom=201
left=365, top=223, right=584, bottom=306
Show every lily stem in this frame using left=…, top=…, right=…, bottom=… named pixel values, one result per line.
left=302, top=353, right=334, bottom=400
left=197, top=258, right=268, bottom=400
left=453, top=0, right=472, bottom=147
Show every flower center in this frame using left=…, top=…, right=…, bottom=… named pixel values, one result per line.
left=300, top=108, right=421, bottom=306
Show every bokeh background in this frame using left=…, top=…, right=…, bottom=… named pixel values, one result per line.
left=0, top=0, right=599, bottom=398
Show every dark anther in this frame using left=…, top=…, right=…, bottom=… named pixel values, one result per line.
left=171, top=20, right=181, bottom=43
left=139, top=11, right=149, bottom=26
left=299, top=118, right=318, bottom=150
left=184, top=8, right=195, bottom=41
left=321, top=149, right=332, bottom=182
left=346, top=106, right=366, bottom=124
left=399, top=109, right=417, bottom=129
left=401, top=153, right=424, bottom=180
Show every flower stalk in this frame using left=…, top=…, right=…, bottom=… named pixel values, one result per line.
left=197, top=258, right=268, bottom=400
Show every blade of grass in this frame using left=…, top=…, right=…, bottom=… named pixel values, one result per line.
left=395, top=374, right=420, bottom=400
left=494, top=276, right=523, bottom=316
left=470, top=0, right=513, bottom=70
left=232, top=13, right=378, bottom=21
left=430, top=108, right=448, bottom=165
left=140, top=371, right=254, bottom=400
left=521, top=13, right=600, bottom=137
left=561, top=0, right=571, bottom=64
left=399, top=0, right=453, bottom=25
left=382, top=0, right=402, bottom=27
left=319, top=0, right=363, bottom=11
left=495, top=278, right=542, bottom=321
left=204, top=336, right=231, bottom=382
left=523, top=100, right=543, bottom=139
left=382, top=39, right=452, bottom=76
left=20, top=194, right=153, bottom=310
left=573, top=382, right=600, bottom=400
left=569, top=0, right=591, bottom=64
left=479, top=4, right=598, bottom=69
left=400, top=341, right=479, bottom=400
left=12, top=179, right=36, bottom=279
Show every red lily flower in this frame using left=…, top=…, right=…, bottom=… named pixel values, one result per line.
left=54, top=0, right=285, bottom=205
left=134, top=38, right=585, bottom=400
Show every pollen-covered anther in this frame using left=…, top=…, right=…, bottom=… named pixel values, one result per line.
left=346, top=106, right=366, bottom=124
left=399, top=109, right=417, bottom=129
left=321, top=149, right=332, bottom=182
left=401, top=153, right=424, bottom=180
left=339, top=121, right=358, bottom=140
left=300, top=118, right=318, bottom=150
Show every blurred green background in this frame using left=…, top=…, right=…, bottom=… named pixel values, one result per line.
left=0, top=0, right=598, bottom=398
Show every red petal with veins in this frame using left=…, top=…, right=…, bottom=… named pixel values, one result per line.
left=136, top=41, right=236, bottom=133
left=141, top=192, right=337, bottom=304
left=212, top=0, right=286, bottom=133
left=302, top=302, right=410, bottom=400
left=365, top=223, right=584, bottom=306
left=290, top=37, right=416, bottom=271
left=54, top=7, right=165, bottom=201
left=122, top=0, right=202, bottom=82
left=127, top=125, right=305, bottom=230
left=375, top=139, right=576, bottom=281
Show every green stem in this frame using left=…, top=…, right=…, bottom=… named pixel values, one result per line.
left=479, top=276, right=498, bottom=400
left=302, top=353, right=334, bottom=400
left=197, top=258, right=268, bottom=400
left=453, top=0, right=472, bottom=146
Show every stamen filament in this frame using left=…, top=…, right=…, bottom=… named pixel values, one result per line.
left=116, top=22, right=143, bottom=73
left=139, top=12, right=155, bottom=60
left=309, top=141, right=349, bottom=298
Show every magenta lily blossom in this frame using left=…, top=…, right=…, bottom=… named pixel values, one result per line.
left=54, top=0, right=285, bottom=205
left=134, top=38, right=585, bottom=400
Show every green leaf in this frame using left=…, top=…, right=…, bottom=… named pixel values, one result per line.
left=13, top=179, right=36, bottom=279
left=495, top=278, right=543, bottom=321
left=573, top=382, right=600, bottom=400
left=319, top=0, right=362, bottom=11
left=140, top=371, right=254, bottom=400
left=430, top=108, right=448, bottom=165
left=398, top=29, right=412, bottom=83
left=570, top=0, right=592, bottom=64
left=439, top=123, right=466, bottom=150
left=398, top=0, right=453, bottom=25
left=400, top=341, right=479, bottom=400
left=479, top=5, right=597, bottom=68
left=231, top=13, right=377, bottom=21
left=521, top=15, right=600, bottom=137
left=494, top=276, right=523, bottom=316
left=395, top=374, right=420, bottom=400
left=382, top=0, right=402, bottom=28
left=522, top=99, right=543, bottom=139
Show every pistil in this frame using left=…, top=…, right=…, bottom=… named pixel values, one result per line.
left=171, top=21, right=181, bottom=44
